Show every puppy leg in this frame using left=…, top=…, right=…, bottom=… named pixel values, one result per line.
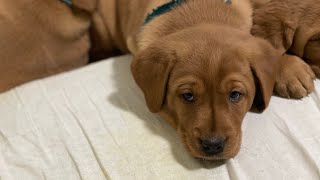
left=275, top=54, right=316, bottom=98
left=310, top=65, right=320, bottom=78
left=304, top=40, right=320, bottom=78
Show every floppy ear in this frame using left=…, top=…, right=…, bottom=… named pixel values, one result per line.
left=249, top=39, right=281, bottom=112
left=131, top=43, right=176, bottom=113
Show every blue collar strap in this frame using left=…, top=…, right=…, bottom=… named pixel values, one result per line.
left=61, top=0, right=72, bottom=6
left=144, top=0, right=232, bottom=24
left=144, top=0, right=186, bottom=24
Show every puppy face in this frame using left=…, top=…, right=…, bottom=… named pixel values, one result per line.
left=131, top=24, right=279, bottom=160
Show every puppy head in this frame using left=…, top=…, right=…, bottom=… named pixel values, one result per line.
left=131, top=25, right=280, bottom=160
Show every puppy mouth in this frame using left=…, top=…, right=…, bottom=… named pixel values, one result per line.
left=181, top=131, right=241, bottom=160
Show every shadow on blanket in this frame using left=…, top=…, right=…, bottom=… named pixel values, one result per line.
left=107, top=55, right=226, bottom=169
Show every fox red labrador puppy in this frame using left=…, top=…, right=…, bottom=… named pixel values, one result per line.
left=121, top=0, right=281, bottom=160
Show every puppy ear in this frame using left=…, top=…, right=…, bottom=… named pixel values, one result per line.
left=131, top=43, right=176, bottom=113
left=250, top=39, right=280, bottom=112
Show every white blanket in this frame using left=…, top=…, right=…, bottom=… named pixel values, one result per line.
left=1, top=55, right=320, bottom=180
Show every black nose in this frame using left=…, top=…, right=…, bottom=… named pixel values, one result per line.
left=201, top=137, right=225, bottom=155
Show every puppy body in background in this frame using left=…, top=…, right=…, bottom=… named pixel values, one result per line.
left=0, top=0, right=96, bottom=92
left=252, top=0, right=320, bottom=98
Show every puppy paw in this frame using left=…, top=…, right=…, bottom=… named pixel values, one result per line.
left=275, top=55, right=316, bottom=99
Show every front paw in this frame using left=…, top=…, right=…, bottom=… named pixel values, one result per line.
left=275, top=55, right=316, bottom=99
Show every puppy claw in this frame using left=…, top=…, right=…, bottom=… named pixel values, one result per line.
left=288, top=82, right=308, bottom=99
left=275, top=83, right=289, bottom=98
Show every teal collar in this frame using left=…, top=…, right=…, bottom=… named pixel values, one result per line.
left=144, top=0, right=186, bottom=24
left=144, top=0, right=232, bottom=24
left=61, top=0, right=72, bottom=6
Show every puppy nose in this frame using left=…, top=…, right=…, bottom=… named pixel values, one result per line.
left=201, top=137, right=225, bottom=155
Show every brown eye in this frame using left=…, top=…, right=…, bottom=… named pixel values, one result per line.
left=181, top=93, right=194, bottom=102
left=229, top=91, right=241, bottom=102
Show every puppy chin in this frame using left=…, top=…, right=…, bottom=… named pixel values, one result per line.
left=190, top=146, right=239, bottom=161
left=199, top=146, right=241, bottom=161
left=181, top=131, right=241, bottom=161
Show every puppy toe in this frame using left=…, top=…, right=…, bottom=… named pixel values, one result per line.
left=298, top=74, right=315, bottom=94
left=305, top=66, right=316, bottom=80
left=287, top=80, right=308, bottom=99
left=275, top=82, right=290, bottom=98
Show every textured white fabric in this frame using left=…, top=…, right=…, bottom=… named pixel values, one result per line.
left=0, top=55, right=320, bottom=180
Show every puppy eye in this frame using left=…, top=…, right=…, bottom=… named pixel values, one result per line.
left=181, top=92, right=194, bottom=102
left=229, top=91, right=242, bottom=102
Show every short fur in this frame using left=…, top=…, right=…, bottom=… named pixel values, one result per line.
left=0, top=0, right=97, bottom=92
